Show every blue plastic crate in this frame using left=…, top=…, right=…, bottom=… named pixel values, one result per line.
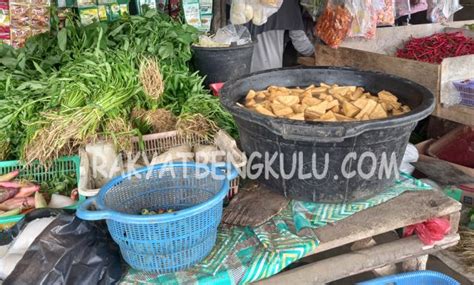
left=357, top=270, right=459, bottom=285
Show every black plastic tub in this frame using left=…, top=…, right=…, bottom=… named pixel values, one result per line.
left=220, top=67, right=435, bottom=203
left=192, top=43, right=254, bottom=86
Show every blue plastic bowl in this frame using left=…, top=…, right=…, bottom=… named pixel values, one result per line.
left=357, top=270, right=460, bottom=285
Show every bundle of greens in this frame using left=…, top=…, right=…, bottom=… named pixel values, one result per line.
left=0, top=10, right=237, bottom=163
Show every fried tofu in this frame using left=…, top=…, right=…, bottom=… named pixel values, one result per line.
left=276, top=95, right=299, bottom=106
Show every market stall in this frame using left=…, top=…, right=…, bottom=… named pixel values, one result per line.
left=0, top=0, right=473, bottom=283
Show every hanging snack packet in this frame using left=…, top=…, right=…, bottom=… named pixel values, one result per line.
left=347, top=0, right=377, bottom=39
left=315, top=1, right=352, bottom=48
left=373, top=0, right=395, bottom=26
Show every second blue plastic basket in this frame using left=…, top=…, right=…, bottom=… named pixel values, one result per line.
left=357, top=270, right=459, bottom=285
left=76, top=162, right=238, bottom=273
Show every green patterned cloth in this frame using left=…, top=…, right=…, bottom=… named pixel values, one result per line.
left=120, top=174, right=431, bottom=285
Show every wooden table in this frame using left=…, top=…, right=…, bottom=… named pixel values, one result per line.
left=256, top=190, right=462, bottom=284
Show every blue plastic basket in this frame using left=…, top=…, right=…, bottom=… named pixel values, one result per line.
left=453, top=79, right=474, bottom=107
left=77, top=162, right=237, bottom=273
left=357, top=270, right=460, bottom=285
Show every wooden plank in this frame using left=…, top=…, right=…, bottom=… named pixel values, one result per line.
left=303, top=190, right=462, bottom=254
left=257, top=234, right=460, bottom=285
left=449, top=212, right=461, bottom=235
left=434, top=102, right=474, bottom=127
left=314, top=44, right=441, bottom=97
left=297, top=56, right=315, bottom=66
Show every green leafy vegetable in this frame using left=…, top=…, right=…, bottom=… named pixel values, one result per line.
left=0, top=10, right=238, bottom=163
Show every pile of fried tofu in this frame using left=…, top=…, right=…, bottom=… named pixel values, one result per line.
left=243, top=84, right=411, bottom=122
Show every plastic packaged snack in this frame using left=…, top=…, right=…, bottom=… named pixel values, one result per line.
left=31, top=6, right=50, bottom=28
left=347, top=0, right=377, bottom=39
left=373, top=0, right=395, bottom=26
left=30, top=0, right=51, bottom=5
left=31, top=27, right=49, bottom=36
left=315, top=1, right=352, bottom=48
left=0, top=4, right=9, bottom=26
left=10, top=26, right=30, bottom=48
left=9, top=4, right=30, bottom=27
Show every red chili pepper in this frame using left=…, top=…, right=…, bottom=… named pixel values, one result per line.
left=397, top=32, right=474, bottom=64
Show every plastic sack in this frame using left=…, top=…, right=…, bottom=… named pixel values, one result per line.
left=315, top=0, right=352, bottom=48
left=251, top=0, right=268, bottom=25
left=373, top=0, right=395, bottom=26
left=229, top=0, right=282, bottom=26
left=403, top=218, right=451, bottom=245
left=0, top=213, right=56, bottom=279
left=230, top=0, right=249, bottom=24
left=3, top=212, right=123, bottom=285
left=347, top=0, right=377, bottom=39
left=427, top=0, right=462, bottom=23
left=213, top=24, right=252, bottom=46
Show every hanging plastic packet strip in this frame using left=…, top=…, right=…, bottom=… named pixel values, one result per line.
left=315, top=0, right=352, bottom=48
left=347, top=0, right=377, bottom=39
left=373, top=0, right=395, bottom=26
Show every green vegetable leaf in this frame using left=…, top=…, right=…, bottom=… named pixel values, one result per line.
left=58, top=29, right=68, bottom=51
left=0, top=57, right=17, bottom=69
left=33, top=61, right=46, bottom=76
left=158, top=43, right=174, bottom=59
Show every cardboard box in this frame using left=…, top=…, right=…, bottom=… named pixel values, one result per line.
left=309, top=21, right=474, bottom=126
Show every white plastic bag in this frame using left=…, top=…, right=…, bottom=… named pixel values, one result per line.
left=213, top=24, right=252, bottom=45
left=399, top=143, right=419, bottom=174
left=230, top=0, right=248, bottom=24
left=427, top=0, right=462, bottom=23
left=347, top=0, right=377, bottom=39
left=252, top=1, right=268, bottom=25
left=229, top=0, right=282, bottom=26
